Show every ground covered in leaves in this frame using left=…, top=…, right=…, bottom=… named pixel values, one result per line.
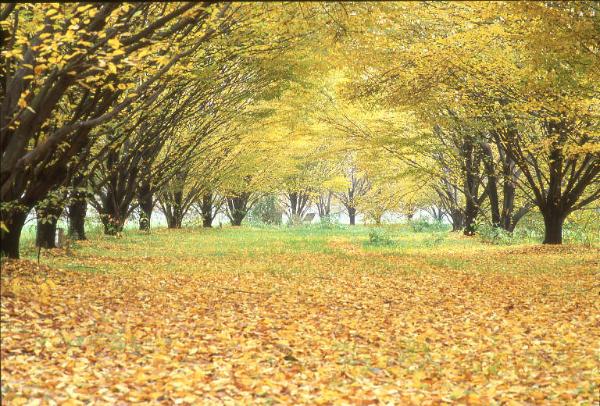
left=2, top=226, right=599, bottom=404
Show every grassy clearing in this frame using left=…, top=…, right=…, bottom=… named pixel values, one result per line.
left=2, top=225, right=599, bottom=404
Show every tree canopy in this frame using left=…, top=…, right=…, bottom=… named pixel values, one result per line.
left=1, top=2, right=599, bottom=257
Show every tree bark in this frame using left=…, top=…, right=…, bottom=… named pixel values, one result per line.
left=101, top=215, right=125, bottom=235
left=99, top=190, right=127, bottom=235
left=201, top=193, right=214, bottom=228
left=68, top=199, right=87, bottom=240
left=348, top=207, right=356, bottom=225
left=165, top=189, right=184, bottom=229
left=36, top=204, right=63, bottom=248
left=166, top=215, right=182, bottom=229
left=0, top=210, right=28, bottom=258
left=481, top=142, right=501, bottom=227
left=463, top=198, right=478, bottom=236
left=500, top=182, right=516, bottom=231
left=317, top=192, right=332, bottom=218
left=450, top=209, right=464, bottom=232
left=138, top=196, right=152, bottom=231
left=542, top=211, right=565, bottom=244
left=138, top=180, right=153, bottom=231
left=226, top=194, right=250, bottom=226
left=68, top=177, right=88, bottom=240
left=230, top=210, right=246, bottom=226
left=164, top=202, right=183, bottom=229
left=36, top=216, right=58, bottom=248
left=163, top=205, right=182, bottom=229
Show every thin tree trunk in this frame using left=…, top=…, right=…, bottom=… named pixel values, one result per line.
left=500, top=183, right=516, bottom=231
left=138, top=181, right=153, bottom=231
left=462, top=138, right=483, bottom=236
left=487, top=179, right=501, bottom=227
left=482, top=143, right=501, bottom=227
left=317, top=192, right=332, bottom=217
left=166, top=190, right=184, bottom=229
left=165, top=206, right=182, bottom=229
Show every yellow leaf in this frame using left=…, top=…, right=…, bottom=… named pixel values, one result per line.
left=108, top=38, right=121, bottom=50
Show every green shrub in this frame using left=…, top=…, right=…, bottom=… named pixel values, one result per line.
left=476, top=222, right=516, bottom=245
left=563, top=209, right=600, bottom=246
left=367, top=227, right=395, bottom=246
left=247, top=195, right=283, bottom=226
left=319, top=214, right=341, bottom=229
left=409, top=218, right=447, bottom=233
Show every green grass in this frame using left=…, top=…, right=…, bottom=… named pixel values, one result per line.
left=21, top=223, right=599, bottom=277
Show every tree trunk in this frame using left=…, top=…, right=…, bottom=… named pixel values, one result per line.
left=462, top=138, right=483, bottom=236
left=36, top=217, right=56, bottom=248
left=500, top=184, right=516, bottom=231
left=317, top=192, right=332, bottom=217
left=450, top=210, right=464, bottom=232
left=36, top=216, right=58, bottom=248
left=463, top=199, right=478, bottom=236
left=167, top=216, right=182, bottom=229
left=97, top=186, right=130, bottom=235
left=36, top=205, right=63, bottom=248
left=201, top=193, right=213, bottom=228
left=487, top=180, right=501, bottom=227
left=481, top=142, right=501, bottom=227
left=226, top=194, right=250, bottom=226
left=101, top=212, right=125, bottom=235
left=289, top=192, right=298, bottom=217
left=138, top=181, right=153, bottom=231
left=230, top=211, right=245, bottom=226
left=100, top=200, right=127, bottom=235
left=138, top=201, right=152, bottom=231
left=0, top=210, right=28, bottom=259
left=165, top=205, right=183, bottom=229
left=348, top=207, right=356, bottom=225
left=68, top=197, right=87, bottom=240
left=542, top=211, right=565, bottom=244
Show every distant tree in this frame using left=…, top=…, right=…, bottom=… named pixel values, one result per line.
left=335, top=165, right=370, bottom=225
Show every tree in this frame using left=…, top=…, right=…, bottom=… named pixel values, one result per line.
left=35, top=189, right=66, bottom=248
left=335, top=161, right=370, bottom=225
left=1, top=2, right=230, bottom=257
left=335, top=1, right=599, bottom=243
left=226, top=192, right=255, bottom=227
left=198, top=192, right=225, bottom=228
